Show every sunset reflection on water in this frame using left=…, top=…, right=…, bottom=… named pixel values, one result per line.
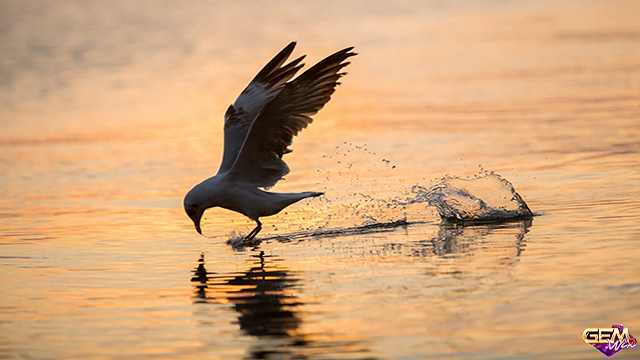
left=1, top=1, right=639, bottom=359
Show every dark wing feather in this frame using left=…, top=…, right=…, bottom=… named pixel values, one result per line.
left=217, top=42, right=305, bottom=175
left=227, top=47, right=356, bottom=187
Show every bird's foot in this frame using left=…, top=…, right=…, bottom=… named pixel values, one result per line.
left=226, top=233, right=261, bottom=250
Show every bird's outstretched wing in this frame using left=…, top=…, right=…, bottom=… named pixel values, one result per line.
left=227, top=46, right=356, bottom=188
left=217, top=42, right=305, bottom=175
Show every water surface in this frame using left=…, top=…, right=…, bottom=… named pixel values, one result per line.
left=1, top=1, right=639, bottom=359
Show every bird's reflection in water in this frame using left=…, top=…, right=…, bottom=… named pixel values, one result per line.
left=191, top=252, right=375, bottom=360
left=191, top=255, right=209, bottom=300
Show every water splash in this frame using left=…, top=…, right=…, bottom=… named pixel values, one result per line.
left=226, top=142, right=533, bottom=247
left=421, top=172, right=533, bottom=223
left=227, top=219, right=411, bottom=250
left=316, top=147, right=533, bottom=226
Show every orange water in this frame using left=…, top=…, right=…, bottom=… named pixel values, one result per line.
left=1, top=1, right=639, bottom=359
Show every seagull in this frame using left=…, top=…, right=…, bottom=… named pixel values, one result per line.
left=184, top=42, right=356, bottom=240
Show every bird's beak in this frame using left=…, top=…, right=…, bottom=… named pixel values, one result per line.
left=188, top=210, right=203, bottom=235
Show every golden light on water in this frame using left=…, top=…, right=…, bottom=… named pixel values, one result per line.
left=1, top=1, right=640, bottom=359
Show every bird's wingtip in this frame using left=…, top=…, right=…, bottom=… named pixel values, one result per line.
left=286, top=41, right=297, bottom=50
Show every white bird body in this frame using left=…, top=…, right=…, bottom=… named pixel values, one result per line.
left=188, top=176, right=321, bottom=221
left=184, top=42, right=355, bottom=239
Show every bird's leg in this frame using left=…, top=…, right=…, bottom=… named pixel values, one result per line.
left=245, top=220, right=262, bottom=241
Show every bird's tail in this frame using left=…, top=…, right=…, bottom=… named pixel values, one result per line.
left=256, top=190, right=324, bottom=219
left=275, top=191, right=323, bottom=209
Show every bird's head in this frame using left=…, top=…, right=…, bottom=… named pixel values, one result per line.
left=184, top=185, right=208, bottom=235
